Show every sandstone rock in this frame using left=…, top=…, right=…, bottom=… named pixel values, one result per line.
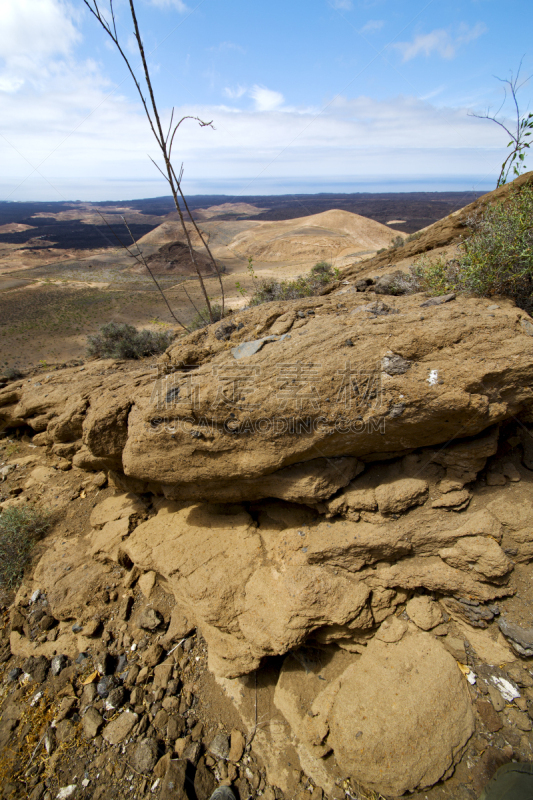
left=375, top=477, right=428, bottom=514
left=102, top=710, right=138, bottom=745
left=132, top=738, right=159, bottom=774
left=229, top=729, right=245, bottom=763
left=159, top=759, right=188, bottom=800
left=438, top=536, right=511, bottom=580
left=476, top=700, right=502, bottom=732
left=406, top=596, right=443, bottom=630
left=138, top=570, right=157, bottom=599
left=208, top=733, right=230, bottom=760
left=138, top=606, right=163, bottom=631
left=82, top=707, right=103, bottom=739
left=89, top=493, right=145, bottom=528
left=326, top=632, right=474, bottom=796
left=164, top=456, right=361, bottom=504
left=504, top=707, right=532, bottom=732
left=432, top=489, right=471, bottom=510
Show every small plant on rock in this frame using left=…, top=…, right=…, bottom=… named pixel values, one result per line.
left=413, top=185, right=533, bottom=309
left=0, top=505, right=50, bottom=589
left=87, top=322, right=175, bottom=359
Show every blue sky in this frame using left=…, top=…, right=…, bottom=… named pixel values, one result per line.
left=1, top=0, right=532, bottom=201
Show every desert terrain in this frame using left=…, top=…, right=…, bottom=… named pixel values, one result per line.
left=0, top=191, right=482, bottom=370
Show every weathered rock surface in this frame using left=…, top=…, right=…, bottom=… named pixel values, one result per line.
left=113, top=488, right=513, bottom=678
left=1, top=291, right=533, bottom=503
left=326, top=631, right=474, bottom=796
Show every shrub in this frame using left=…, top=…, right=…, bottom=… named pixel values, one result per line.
left=249, top=261, right=338, bottom=306
left=4, top=367, right=22, bottom=381
left=0, top=505, right=50, bottom=589
left=87, top=322, right=175, bottom=359
left=413, top=185, right=533, bottom=310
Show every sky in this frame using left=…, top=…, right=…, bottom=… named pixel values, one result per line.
left=0, top=0, right=532, bottom=201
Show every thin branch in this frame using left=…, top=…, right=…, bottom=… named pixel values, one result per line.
left=120, top=216, right=189, bottom=330
left=84, top=0, right=226, bottom=325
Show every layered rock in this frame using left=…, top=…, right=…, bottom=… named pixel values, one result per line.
left=1, top=292, right=533, bottom=504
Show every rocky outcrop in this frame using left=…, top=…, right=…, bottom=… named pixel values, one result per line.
left=1, top=291, right=533, bottom=503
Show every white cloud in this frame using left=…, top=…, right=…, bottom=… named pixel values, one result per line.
left=223, top=85, right=247, bottom=100
left=0, top=0, right=80, bottom=92
left=0, top=2, right=504, bottom=200
left=329, top=0, right=352, bottom=9
left=360, top=19, right=384, bottom=34
left=394, top=22, right=487, bottom=62
left=250, top=85, right=285, bottom=112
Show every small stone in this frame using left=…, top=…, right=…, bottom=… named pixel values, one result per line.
left=143, top=643, right=164, bottom=668
left=406, top=596, right=443, bottom=631
left=82, top=619, right=101, bottom=637
left=138, top=605, right=163, bottom=631
left=132, top=738, right=159, bottom=774
left=97, top=675, right=118, bottom=698
left=159, top=759, right=187, bottom=800
left=7, top=667, right=22, bottom=682
left=55, top=697, right=76, bottom=724
left=505, top=708, right=532, bottom=732
left=209, top=732, right=230, bottom=761
left=167, top=716, right=186, bottom=740
left=39, top=615, right=57, bottom=632
left=105, top=687, right=126, bottom=712
left=56, top=787, right=76, bottom=800
left=117, top=594, right=133, bottom=621
left=51, top=655, right=68, bottom=676
left=191, top=721, right=203, bottom=742
left=476, top=700, right=503, bottom=733
left=82, top=707, right=103, bottom=739
left=420, top=292, right=455, bottom=307
left=153, top=709, right=169, bottom=734
left=71, top=623, right=82, bottom=633
left=102, top=710, right=139, bottom=745
left=229, top=729, right=245, bottom=763
left=183, top=741, right=202, bottom=765
left=22, top=656, right=49, bottom=684
left=194, top=757, right=216, bottom=799
left=154, top=753, right=172, bottom=779
left=488, top=685, right=506, bottom=712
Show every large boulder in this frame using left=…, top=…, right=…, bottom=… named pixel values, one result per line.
left=326, top=630, right=474, bottom=796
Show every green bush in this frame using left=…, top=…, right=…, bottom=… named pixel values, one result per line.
left=249, top=261, right=338, bottom=306
left=87, top=322, right=175, bottom=359
left=0, top=505, right=50, bottom=589
left=413, top=185, right=533, bottom=310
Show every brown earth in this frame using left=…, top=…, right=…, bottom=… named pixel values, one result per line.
left=2, top=175, right=533, bottom=800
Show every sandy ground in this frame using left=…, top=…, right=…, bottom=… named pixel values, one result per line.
left=0, top=207, right=406, bottom=370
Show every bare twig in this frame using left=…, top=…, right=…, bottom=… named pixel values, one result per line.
left=83, top=0, right=225, bottom=323
left=470, top=60, right=533, bottom=187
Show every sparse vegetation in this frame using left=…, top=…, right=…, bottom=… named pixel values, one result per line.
left=4, top=367, right=22, bottom=381
left=413, top=185, right=533, bottom=310
left=389, top=236, right=405, bottom=249
left=249, top=261, right=339, bottom=306
left=86, top=322, right=175, bottom=359
left=189, top=303, right=226, bottom=331
left=0, top=505, right=50, bottom=589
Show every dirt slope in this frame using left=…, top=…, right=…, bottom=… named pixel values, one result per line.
left=343, top=170, right=533, bottom=278
left=226, top=209, right=405, bottom=264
